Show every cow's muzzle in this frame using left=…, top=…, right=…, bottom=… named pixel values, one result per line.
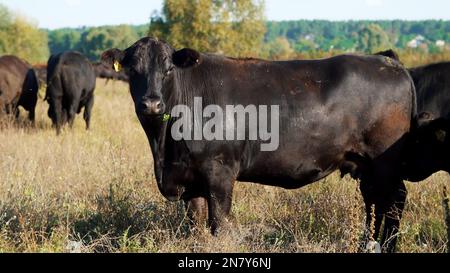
left=139, top=99, right=164, bottom=115
left=157, top=179, right=185, bottom=202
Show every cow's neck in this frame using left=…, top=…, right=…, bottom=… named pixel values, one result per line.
left=145, top=69, right=193, bottom=183
left=142, top=117, right=169, bottom=184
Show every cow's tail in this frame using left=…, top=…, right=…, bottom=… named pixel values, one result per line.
left=406, top=69, right=418, bottom=129
left=44, top=54, right=60, bottom=101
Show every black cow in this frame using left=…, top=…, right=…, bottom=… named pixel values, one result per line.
left=46, top=51, right=96, bottom=134
left=102, top=37, right=416, bottom=252
left=399, top=62, right=450, bottom=182
left=93, top=62, right=129, bottom=83
left=0, top=55, right=39, bottom=122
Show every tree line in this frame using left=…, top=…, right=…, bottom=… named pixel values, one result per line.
left=1, top=2, right=449, bottom=66
left=266, top=20, right=449, bottom=54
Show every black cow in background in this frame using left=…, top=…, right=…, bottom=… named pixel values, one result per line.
left=409, top=62, right=450, bottom=120
left=93, top=62, right=129, bottom=83
left=33, top=64, right=48, bottom=88
left=0, top=55, right=39, bottom=123
left=400, top=62, right=450, bottom=182
left=103, top=37, right=417, bottom=252
left=46, top=51, right=96, bottom=134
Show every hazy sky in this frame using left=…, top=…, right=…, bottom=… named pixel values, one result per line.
left=1, top=0, right=449, bottom=29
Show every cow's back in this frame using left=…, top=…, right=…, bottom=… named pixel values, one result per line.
left=46, top=51, right=96, bottom=99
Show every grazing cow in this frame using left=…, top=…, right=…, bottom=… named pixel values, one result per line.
left=0, top=55, right=39, bottom=122
left=93, top=62, right=129, bottom=83
left=46, top=51, right=96, bottom=134
left=102, top=37, right=416, bottom=252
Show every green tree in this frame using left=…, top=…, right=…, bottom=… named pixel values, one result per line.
left=79, top=25, right=139, bottom=60
left=149, top=0, right=266, bottom=57
left=0, top=4, right=49, bottom=63
left=48, top=28, right=82, bottom=54
left=356, top=24, right=392, bottom=53
left=264, top=37, right=294, bottom=60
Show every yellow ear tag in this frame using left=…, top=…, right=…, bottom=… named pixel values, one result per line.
left=436, top=129, right=447, bottom=143
left=114, top=61, right=122, bottom=72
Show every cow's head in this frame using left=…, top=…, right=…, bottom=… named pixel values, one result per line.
left=403, top=112, right=450, bottom=181
left=101, top=37, right=200, bottom=118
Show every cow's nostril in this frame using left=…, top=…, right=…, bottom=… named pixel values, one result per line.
left=140, top=99, right=163, bottom=115
left=141, top=100, right=151, bottom=109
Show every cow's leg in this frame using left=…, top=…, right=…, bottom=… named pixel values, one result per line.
left=28, top=107, right=35, bottom=124
left=184, top=197, right=208, bottom=230
left=83, top=94, right=94, bottom=130
left=380, top=181, right=407, bottom=253
left=360, top=177, right=407, bottom=253
left=203, top=163, right=236, bottom=235
left=51, top=99, right=64, bottom=135
left=360, top=180, right=384, bottom=245
left=208, top=180, right=234, bottom=235
left=14, top=107, right=20, bottom=119
left=5, top=103, right=11, bottom=115
left=67, top=104, right=77, bottom=129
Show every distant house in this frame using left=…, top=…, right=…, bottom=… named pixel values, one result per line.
left=436, top=40, right=446, bottom=47
left=304, top=34, right=315, bottom=41
left=407, top=35, right=426, bottom=48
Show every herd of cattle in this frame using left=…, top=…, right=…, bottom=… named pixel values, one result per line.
left=1, top=37, right=450, bottom=252
left=0, top=52, right=128, bottom=133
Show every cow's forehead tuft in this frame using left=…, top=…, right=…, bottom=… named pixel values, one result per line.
left=126, top=38, right=172, bottom=61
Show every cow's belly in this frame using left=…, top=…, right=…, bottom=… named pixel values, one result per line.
left=237, top=141, right=342, bottom=189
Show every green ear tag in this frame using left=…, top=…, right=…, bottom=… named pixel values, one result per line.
left=162, top=114, right=171, bottom=122
left=436, top=129, right=447, bottom=143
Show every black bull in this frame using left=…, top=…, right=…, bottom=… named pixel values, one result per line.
left=103, top=37, right=417, bottom=252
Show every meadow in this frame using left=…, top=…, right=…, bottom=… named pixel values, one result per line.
left=0, top=79, right=448, bottom=253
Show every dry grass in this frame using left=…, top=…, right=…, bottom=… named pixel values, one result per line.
left=0, top=79, right=448, bottom=253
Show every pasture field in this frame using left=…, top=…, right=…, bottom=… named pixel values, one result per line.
left=0, top=79, right=448, bottom=253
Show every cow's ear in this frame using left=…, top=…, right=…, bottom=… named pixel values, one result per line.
left=173, top=48, right=201, bottom=68
left=101, top=49, right=125, bottom=71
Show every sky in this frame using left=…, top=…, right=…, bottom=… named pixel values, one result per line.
left=1, top=0, right=449, bottom=29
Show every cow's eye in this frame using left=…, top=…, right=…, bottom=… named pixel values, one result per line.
left=128, top=68, right=137, bottom=76
left=165, top=66, right=174, bottom=76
